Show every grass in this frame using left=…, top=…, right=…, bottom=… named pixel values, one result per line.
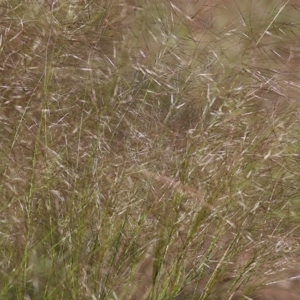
left=1, top=0, right=300, bottom=299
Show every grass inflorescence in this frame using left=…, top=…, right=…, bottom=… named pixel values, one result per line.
left=1, top=0, right=300, bottom=299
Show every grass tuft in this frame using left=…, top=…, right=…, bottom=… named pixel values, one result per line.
left=1, top=0, right=300, bottom=299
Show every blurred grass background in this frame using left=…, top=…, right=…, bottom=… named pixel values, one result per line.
left=1, top=0, right=300, bottom=299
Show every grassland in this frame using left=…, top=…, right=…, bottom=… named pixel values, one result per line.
left=1, top=0, right=300, bottom=299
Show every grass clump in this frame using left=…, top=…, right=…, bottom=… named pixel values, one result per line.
left=1, top=0, right=300, bottom=299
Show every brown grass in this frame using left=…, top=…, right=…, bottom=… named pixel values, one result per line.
left=1, top=0, right=300, bottom=299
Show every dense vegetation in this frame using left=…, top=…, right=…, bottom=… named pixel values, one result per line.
left=1, top=1, right=300, bottom=299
